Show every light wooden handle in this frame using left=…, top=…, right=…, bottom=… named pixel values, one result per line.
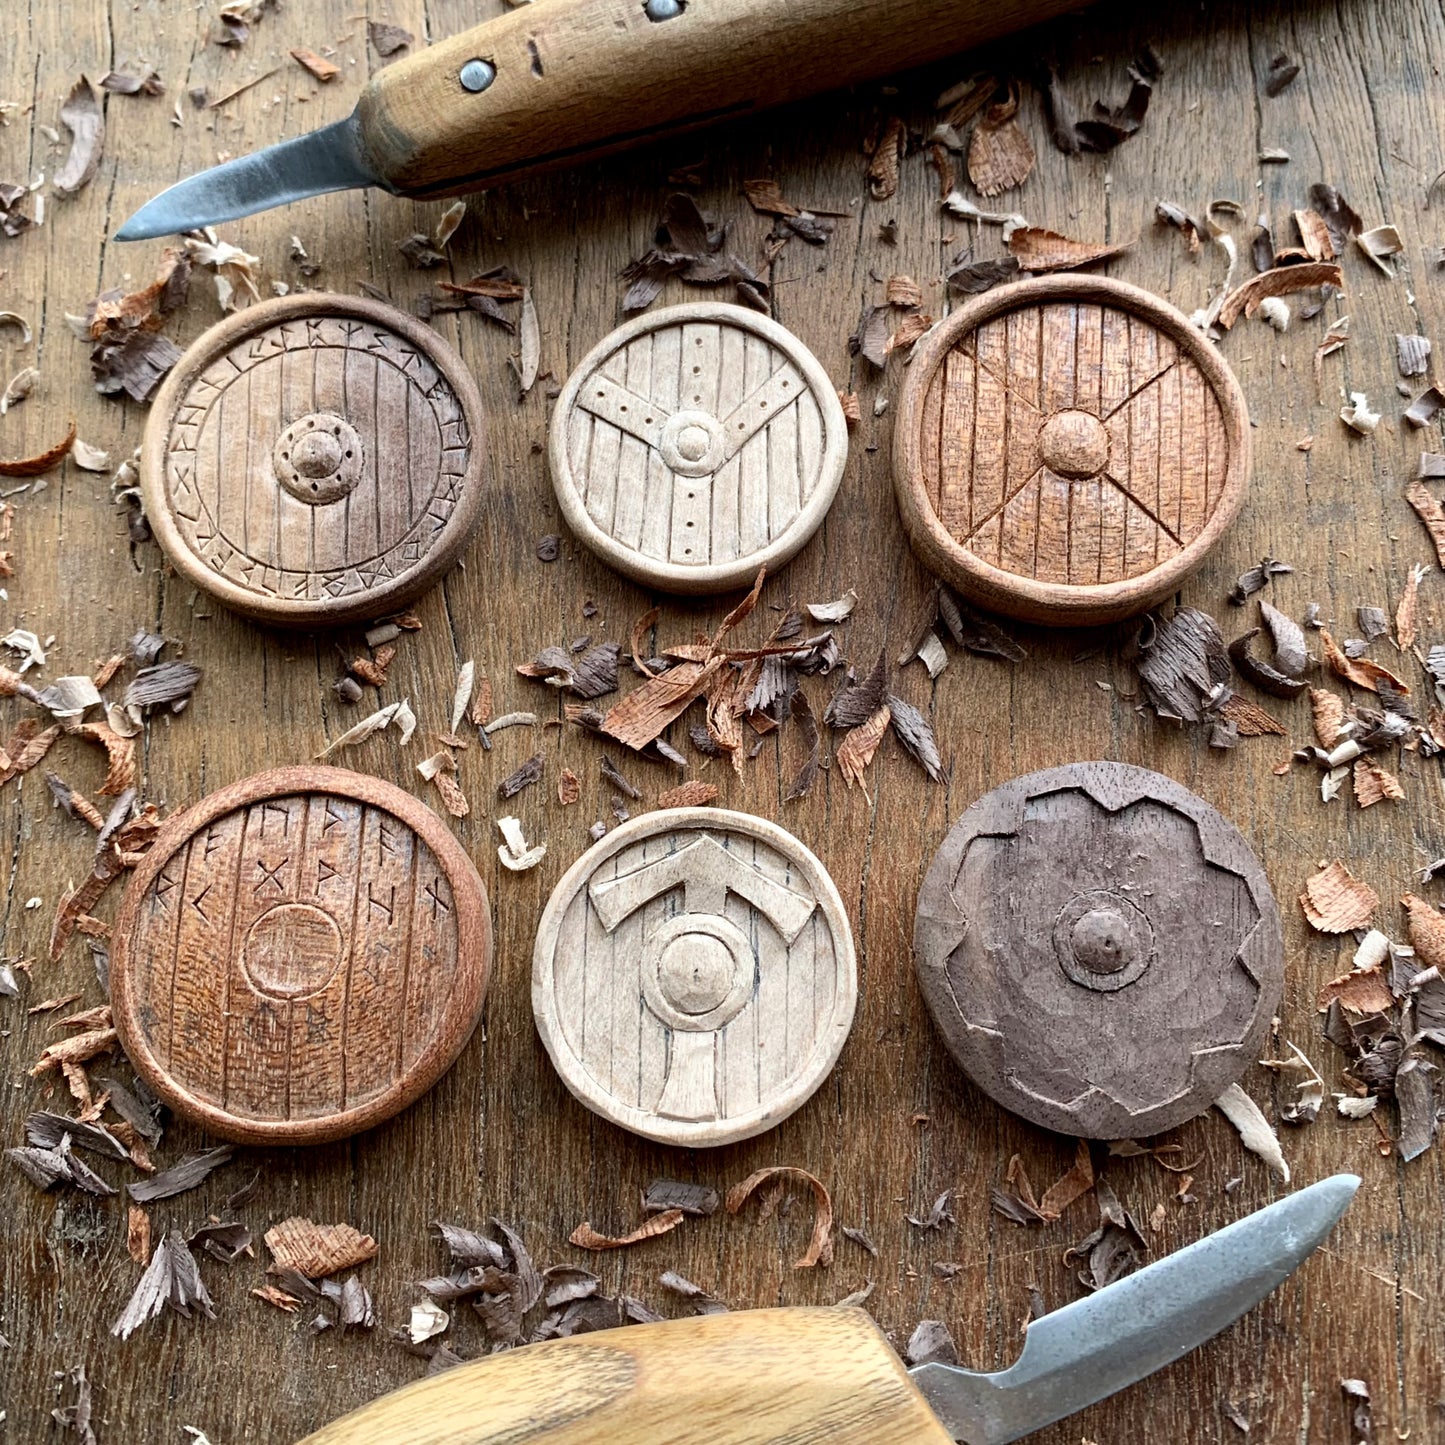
left=296, top=1307, right=953, bottom=1444
left=357, top=0, right=1084, bottom=196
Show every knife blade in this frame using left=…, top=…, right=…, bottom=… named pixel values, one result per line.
left=912, top=1171, right=1360, bottom=1442
left=116, top=0, right=1085, bottom=241
left=294, top=1175, right=1358, bottom=1445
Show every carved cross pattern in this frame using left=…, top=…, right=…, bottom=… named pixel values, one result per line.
left=424, top=876, right=452, bottom=918
left=577, top=361, right=806, bottom=473
left=253, top=856, right=289, bottom=896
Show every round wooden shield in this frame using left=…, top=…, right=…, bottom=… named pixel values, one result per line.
left=110, top=766, right=492, bottom=1146
left=549, top=303, right=848, bottom=594
left=913, top=762, right=1283, bottom=1139
left=141, top=293, right=486, bottom=628
left=894, top=275, right=1250, bottom=627
left=532, top=808, right=857, bottom=1146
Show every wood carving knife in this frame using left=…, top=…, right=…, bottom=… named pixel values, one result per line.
left=116, top=0, right=1087, bottom=241
left=295, top=1173, right=1358, bottom=1444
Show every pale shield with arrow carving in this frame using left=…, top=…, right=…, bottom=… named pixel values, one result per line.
left=533, top=809, right=857, bottom=1146
left=549, top=303, right=848, bottom=594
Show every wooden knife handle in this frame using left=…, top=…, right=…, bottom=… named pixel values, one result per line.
left=356, top=0, right=1083, bottom=196
left=296, top=1307, right=953, bottom=1444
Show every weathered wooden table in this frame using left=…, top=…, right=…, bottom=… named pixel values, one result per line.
left=2, top=1, right=1441, bottom=1439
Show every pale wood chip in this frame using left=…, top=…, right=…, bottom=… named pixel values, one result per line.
left=1215, top=1082, right=1290, bottom=1182
left=836, top=704, right=891, bottom=789
left=265, top=1217, right=377, bottom=1279
left=726, top=1166, right=833, bottom=1268
left=1299, top=860, right=1379, bottom=933
left=967, top=86, right=1035, bottom=197
left=1316, top=963, right=1394, bottom=1014
left=885, top=274, right=923, bottom=307
left=432, top=770, right=469, bottom=819
left=127, top=1204, right=151, bottom=1264
left=290, top=47, right=339, bottom=81
left=568, top=1209, right=685, bottom=1251
left=1397, top=563, right=1425, bottom=650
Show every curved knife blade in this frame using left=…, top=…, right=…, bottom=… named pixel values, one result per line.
left=911, top=1173, right=1359, bottom=1444
left=114, top=115, right=383, bottom=241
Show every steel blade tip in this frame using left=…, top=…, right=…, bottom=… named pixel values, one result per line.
left=113, top=116, right=381, bottom=241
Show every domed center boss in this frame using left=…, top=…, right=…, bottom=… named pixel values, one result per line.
left=533, top=808, right=857, bottom=1147
left=893, top=275, right=1251, bottom=627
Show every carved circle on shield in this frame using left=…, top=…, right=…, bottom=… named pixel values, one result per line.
left=532, top=807, right=859, bottom=1147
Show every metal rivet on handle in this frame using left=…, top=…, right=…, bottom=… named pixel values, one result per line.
left=643, top=0, right=686, bottom=19
left=459, top=58, right=496, bottom=92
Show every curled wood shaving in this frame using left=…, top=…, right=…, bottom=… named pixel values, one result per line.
left=1217, top=262, right=1343, bottom=330
left=1300, top=860, right=1379, bottom=933
left=30, top=1026, right=116, bottom=1076
left=967, top=83, right=1035, bottom=197
left=1406, top=480, right=1445, bottom=568
left=1403, top=893, right=1445, bottom=970
left=568, top=1209, right=685, bottom=1251
left=76, top=722, right=137, bottom=795
left=1007, top=228, right=1133, bottom=273
left=0, top=418, right=77, bottom=477
left=1214, top=1083, right=1289, bottom=1182
left=1319, top=629, right=1407, bottom=694
left=726, top=1166, right=833, bottom=1268
left=866, top=116, right=905, bottom=201
left=265, top=1218, right=377, bottom=1279
left=1353, top=758, right=1403, bottom=807
left=367, top=20, right=412, bottom=55
left=1037, top=1139, right=1095, bottom=1222
left=316, top=699, right=414, bottom=756
left=497, top=816, right=546, bottom=872
left=657, top=780, right=719, bottom=808
left=252, top=1284, right=302, bottom=1313
left=450, top=661, right=475, bottom=734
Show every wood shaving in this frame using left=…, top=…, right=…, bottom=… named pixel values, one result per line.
left=1319, top=629, right=1407, bottom=694
left=1217, top=694, right=1286, bottom=737
left=1396, top=564, right=1425, bottom=649
left=1356, top=223, right=1403, bottom=275
left=368, top=20, right=413, bottom=55
left=1352, top=758, right=1403, bottom=807
left=29, top=1026, right=117, bottom=1076
left=1310, top=689, right=1347, bottom=748
left=497, top=816, right=546, bottom=871
left=1316, top=960, right=1394, bottom=1014
left=53, top=76, right=104, bottom=197
left=1397, top=334, right=1431, bottom=378
left=432, top=770, right=469, bottom=819
left=1300, top=860, right=1379, bottom=933
left=1037, top=1138, right=1095, bottom=1221
left=1007, top=227, right=1133, bottom=273
left=111, top=1231, right=215, bottom=1340
left=1, top=365, right=38, bottom=414
left=726, top=1166, right=833, bottom=1268
left=290, top=48, right=339, bottom=81
left=657, top=780, right=719, bottom=808
left=1405, top=386, right=1444, bottom=429
left=517, top=289, right=540, bottom=396
left=557, top=767, right=580, bottom=806
left=0, top=418, right=77, bottom=477
left=127, top=1204, right=151, bottom=1264
left=128, top=1145, right=233, bottom=1202
left=1340, top=391, right=1381, bottom=434
left=1403, top=893, right=1445, bottom=970
left=1406, top=480, right=1445, bottom=568
left=836, top=704, right=890, bottom=790
left=568, top=1209, right=685, bottom=1251
left=315, top=699, right=413, bottom=757
left=265, top=1218, right=377, bottom=1279
left=967, top=83, right=1034, bottom=197
left=1217, top=262, right=1343, bottom=330
left=866, top=116, right=905, bottom=201
left=1214, top=1083, right=1289, bottom=1182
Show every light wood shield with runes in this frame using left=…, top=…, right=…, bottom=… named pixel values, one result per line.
left=141, top=294, right=486, bottom=627
left=894, top=276, right=1250, bottom=626
left=110, top=767, right=492, bottom=1145
left=550, top=303, right=848, bottom=594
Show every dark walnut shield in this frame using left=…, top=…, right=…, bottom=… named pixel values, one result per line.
left=110, top=767, right=492, bottom=1145
left=894, top=276, right=1250, bottom=627
left=532, top=808, right=858, bottom=1146
left=141, top=294, right=486, bottom=627
left=549, top=302, right=848, bottom=594
left=913, top=763, right=1282, bottom=1139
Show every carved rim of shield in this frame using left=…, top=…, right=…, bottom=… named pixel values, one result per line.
left=140, top=293, right=487, bottom=628
left=912, top=763, right=1284, bottom=1138
left=110, top=766, right=492, bottom=1146
left=532, top=808, right=858, bottom=1147
left=893, top=275, right=1251, bottom=626
left=549, top=303, right=849, bottom=594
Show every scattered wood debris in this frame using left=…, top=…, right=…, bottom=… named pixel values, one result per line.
left=102, top=69, right=164, bottom=96
left=290, top=48, right=339, bottom=81
left=1042, top=48, right=1161, bottom=153
left=967, top=82, right=1034, bottom=197
left=657, top=780, right=718, bottom=808
left=127, top=1145, right=233, bottom=1203
left=0, top=419, right=78, bottom=478
left=726, top=1166, right=833, bottom=1268
left=1264, top=52, right=1300, bottom=95
left=1008, top=227, right=1133, bottom=273
left=368, top=21, right=413, bottom=56
left=53, top=76, right=104, bottom=199
left=905, top=1319, right=959, bottom=1367
left=642, top=1180, right=719, bottom=1217
left=1218, top=262, right=1343, bottom=330
left=1063, top=1178, right=1147, bottom=1289
left=497, top=816, right=546, bottom=872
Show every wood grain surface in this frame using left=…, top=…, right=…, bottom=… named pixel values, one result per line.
left=141, top=293, right=487, bottom=627
left=110, top=765, right=492, bottom=1146
left=1, top=1, right=1442, bottom=1441
left=551, top=302, right=847, bottom=593
left=895, top=275, right=1252, bottom=625
left=533, top=808, right=857, bottom=1147
left=914, top=762, right=1284, bottom=1139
